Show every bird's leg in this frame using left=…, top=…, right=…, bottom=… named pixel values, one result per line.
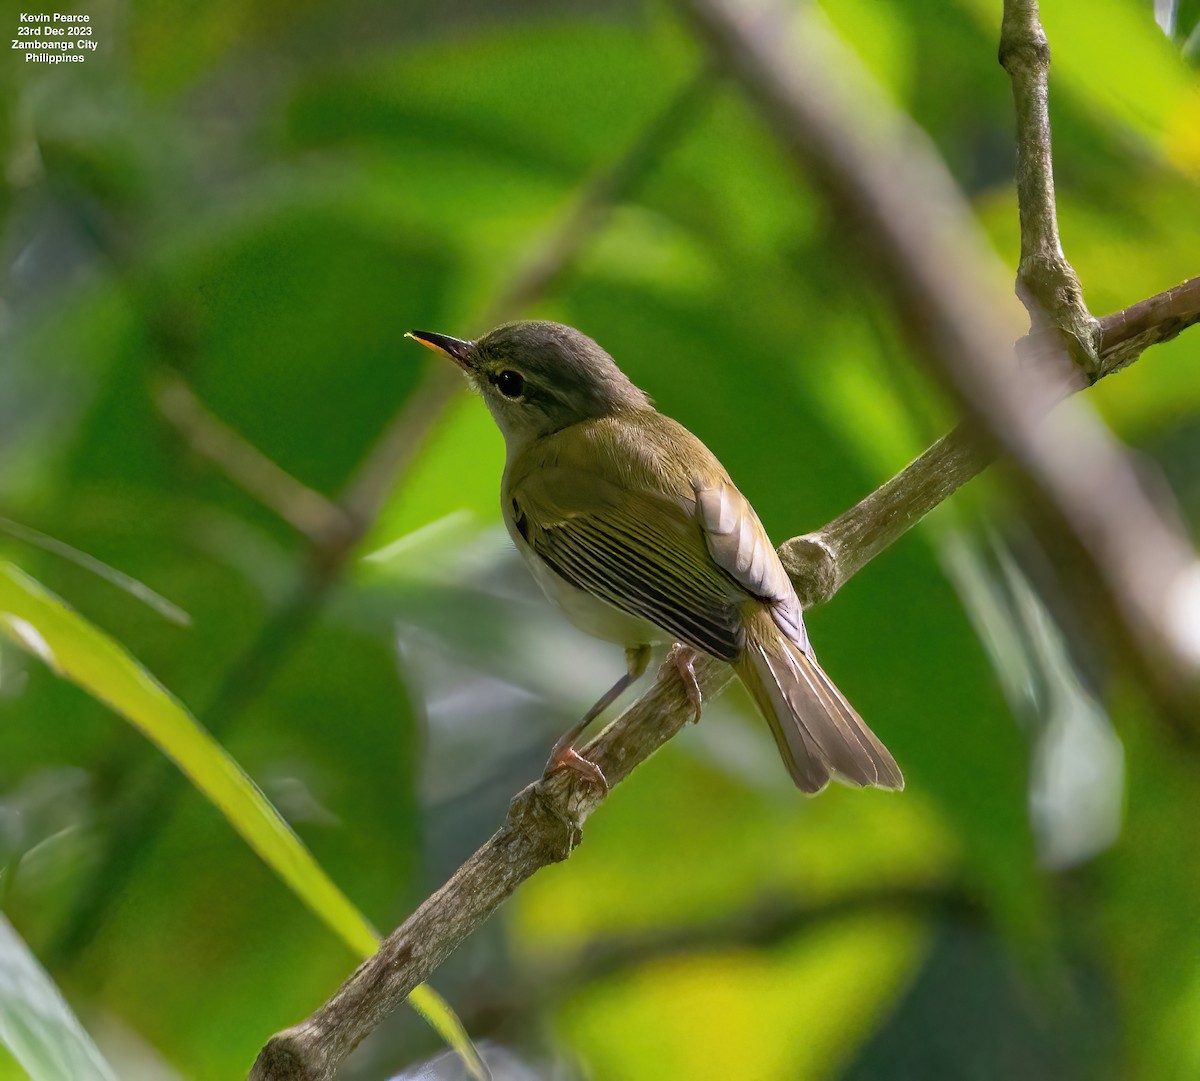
left=544, top=644, right=651, bottom=789
left=669, top=643, right=703, bottom=723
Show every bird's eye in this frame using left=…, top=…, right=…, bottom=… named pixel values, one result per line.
left=495, top=370, right=525, bottom=398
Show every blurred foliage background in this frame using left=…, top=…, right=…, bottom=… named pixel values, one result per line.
left=2, top=0, right=1200, bottom=1078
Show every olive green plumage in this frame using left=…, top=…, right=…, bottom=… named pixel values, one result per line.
left=407, top=320, right=902, bottom=794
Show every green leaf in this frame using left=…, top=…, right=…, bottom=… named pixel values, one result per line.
left=0, top=563, right=488, bottom=1081
left=0, top=914, right=120, bottom=1081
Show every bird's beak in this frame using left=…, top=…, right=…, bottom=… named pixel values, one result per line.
left=406, top=330, right=475, bottom=371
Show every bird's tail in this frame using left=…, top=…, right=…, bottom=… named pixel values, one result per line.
left=734, top=612, right=903, bottom=794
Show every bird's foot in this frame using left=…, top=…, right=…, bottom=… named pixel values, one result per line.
left=669, top=644, right=703, bottom=723
left=543, top=744, right=609, bottom=792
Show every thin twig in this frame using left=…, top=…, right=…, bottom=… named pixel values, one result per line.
left=154, top=374, right=353, bottom=545
left=999, top=0, right=1101, bottom=371
left=478, top=66, right=716, bottom=326
left=1097, top=275, right=1200, bottom=374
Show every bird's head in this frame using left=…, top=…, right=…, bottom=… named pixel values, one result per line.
left=407, top=320, right=650, bottom=446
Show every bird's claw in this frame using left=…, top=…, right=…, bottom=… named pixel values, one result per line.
left=670, top=644, right=703, bottom=723
left=543, top=745, right=609, bottom=792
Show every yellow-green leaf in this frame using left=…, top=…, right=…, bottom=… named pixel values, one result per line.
left=0, top=562, right=487, bottom=1081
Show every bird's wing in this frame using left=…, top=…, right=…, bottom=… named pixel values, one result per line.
left=691, top=476, right=807, bottom=648
left=511, top=465, right=749, bottom=660
left=511, top=413, right=808, bottom=655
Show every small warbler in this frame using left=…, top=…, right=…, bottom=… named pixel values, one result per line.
left=407, top=321, right=902, bottom=794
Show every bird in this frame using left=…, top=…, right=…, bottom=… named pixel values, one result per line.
left=406, top=320, right=902, bottom=794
